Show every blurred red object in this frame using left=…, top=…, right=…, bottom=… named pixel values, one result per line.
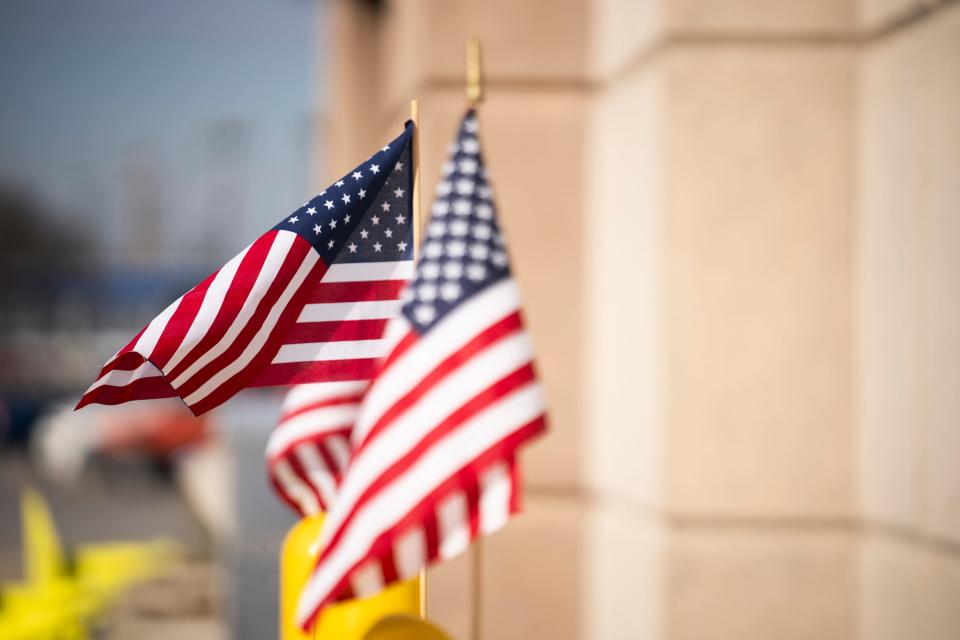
left=99, top=405, right=210, bottom=457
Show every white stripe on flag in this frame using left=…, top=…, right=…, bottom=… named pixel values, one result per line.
left=272, top=339, right=391, bottom=364
left=281, top=381, right=367, bottom=412
left=267, top=405, right=359, bottom=457
left=393, top=526, right=427, bottom=580
left=134, top=294, right=183, bottom=357
left=323, top=261, right=414, bottom=283
left=479, top=461, right=512, bottom=535
left=296, top=444, right=338, bottom=509
left=87, top=360, right=163, bottom=392
left=298, top=300, right=402, bottom=323
left=349, top=559, right=385, bottom=597
left=274, top=458, right=320, bottom=516
left=325, top=435, right=352, bottom=470
left=437, top=491, right=470, bottom=560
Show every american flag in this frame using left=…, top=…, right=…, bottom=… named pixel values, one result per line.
left=77, top=125, right=414, bottom=416
left=265, top=141, right=414, bottom=516
left=296, top=110, right=547, bottom=629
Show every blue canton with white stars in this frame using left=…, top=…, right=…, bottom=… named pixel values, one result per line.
left=339, top=142, right=412, bottom=263
left=402, top=110, right=510, bottom=332
left=274, top=123, right=414, bottom=265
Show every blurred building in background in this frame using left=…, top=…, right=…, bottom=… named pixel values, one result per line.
left=0, top=2, right=319, bottom=639
left=321, top=0, right=960, bottom=638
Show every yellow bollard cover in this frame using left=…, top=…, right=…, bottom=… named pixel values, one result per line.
left=280, top=514, right=426, bottom=639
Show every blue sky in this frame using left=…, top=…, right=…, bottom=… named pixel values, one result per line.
left=0, top=0, right=324, bottom=266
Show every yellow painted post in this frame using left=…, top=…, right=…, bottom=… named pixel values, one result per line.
left=280, top=514, right=421, bottom=639
left=22, top=486, right=66, bottom=586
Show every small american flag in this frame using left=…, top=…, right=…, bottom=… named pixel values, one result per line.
left=265, top=142, right=414, bottom=516
left=77, top=124, right=413, bottom=416
left=296, top=110, right=547, bottom=629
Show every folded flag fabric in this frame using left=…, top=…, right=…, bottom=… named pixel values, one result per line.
left=266, top=381, right=366, bottom=515
left=77, top=124, right=413, bottom=417
left=296, top=109, right=547, bottom=629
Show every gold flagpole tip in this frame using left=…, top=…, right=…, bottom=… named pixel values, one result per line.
left=466, top=37, right=484, bottom=106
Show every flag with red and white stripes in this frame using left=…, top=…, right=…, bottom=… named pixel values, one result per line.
left=264, top=256, right=413, bottom=515
left=76, top=124, right=414, bottom=416
left=296, top=110, right=547, bottom=629
left=264, top=143, right=415, bottom=515
left=267, top=381, right=367, bottom=515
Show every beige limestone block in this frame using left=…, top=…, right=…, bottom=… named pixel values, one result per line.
left=588, top=0, right=664, bottom=80
left=377, top=0, right=589, bottom=112
left=479, top=495, right=584, bottom=640
left=583, top=503, right=667, bottom=640
left=667, top=525, right=855, bottom=640
left=857, top=22, right=926, bottom=532
left=859, top=2, right=960, bottom=542
left=325, top=0, right=383, bottom=170
left=426, top=545, right=474, bottom=639
left=585, top=62, right=665, bottom=509
left=667, top=0, right=855, bottom=34
left=858, top=0, right=927, bottom=31
left=908, top=4, right=960, bottom=548
left=661, top=46, right=856, bottom=517
left=859, top=533, right=960, bottom=640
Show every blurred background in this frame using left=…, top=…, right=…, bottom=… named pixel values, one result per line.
left=2, top=0, right=959, bottom=639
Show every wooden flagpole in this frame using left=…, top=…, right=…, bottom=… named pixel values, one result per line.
left=465, top=36, right=484, bottom=640
left=409, top=97, right=428, bottom=620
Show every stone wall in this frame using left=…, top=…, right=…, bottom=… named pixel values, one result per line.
left=318, top=1, right=960, bottom=637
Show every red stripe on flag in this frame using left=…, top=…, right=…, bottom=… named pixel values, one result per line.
left=288, top=453, right=325, bottom=516
left=304, top=280, right=406, bottom=304
left=284, top=319, right=389, bottom=344
left=422, top=510, right=440, bottom=561
left=76, top=373, right=176, bottom=409
left=463, top=470, right=481, bottom=537
left=281, top=395, right=364, bottom=423
left=379, top=551, right=399, bottom=585
left=314, top=439, right=342, bottom=477
left=96, top=350, right=149, bottom=378
left=270, top=473, right=305, bottom=516
left=250, top=358, right=381, bottom=388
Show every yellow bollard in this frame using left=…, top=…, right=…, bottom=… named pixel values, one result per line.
left=280, top=513, right=423, bottom=639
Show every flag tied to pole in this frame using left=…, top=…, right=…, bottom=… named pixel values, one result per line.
left=76, top=125, right=415, bottom=416
left=293, top=110, right=547, bottom=630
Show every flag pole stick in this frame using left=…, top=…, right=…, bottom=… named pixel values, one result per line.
left=410, top=99, right=423, bottom=258
left=465, top=36, right=485, bottom=640
left=466, top=37, right=484, bottom=107
left=409, top=97, right=428, bottom=620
